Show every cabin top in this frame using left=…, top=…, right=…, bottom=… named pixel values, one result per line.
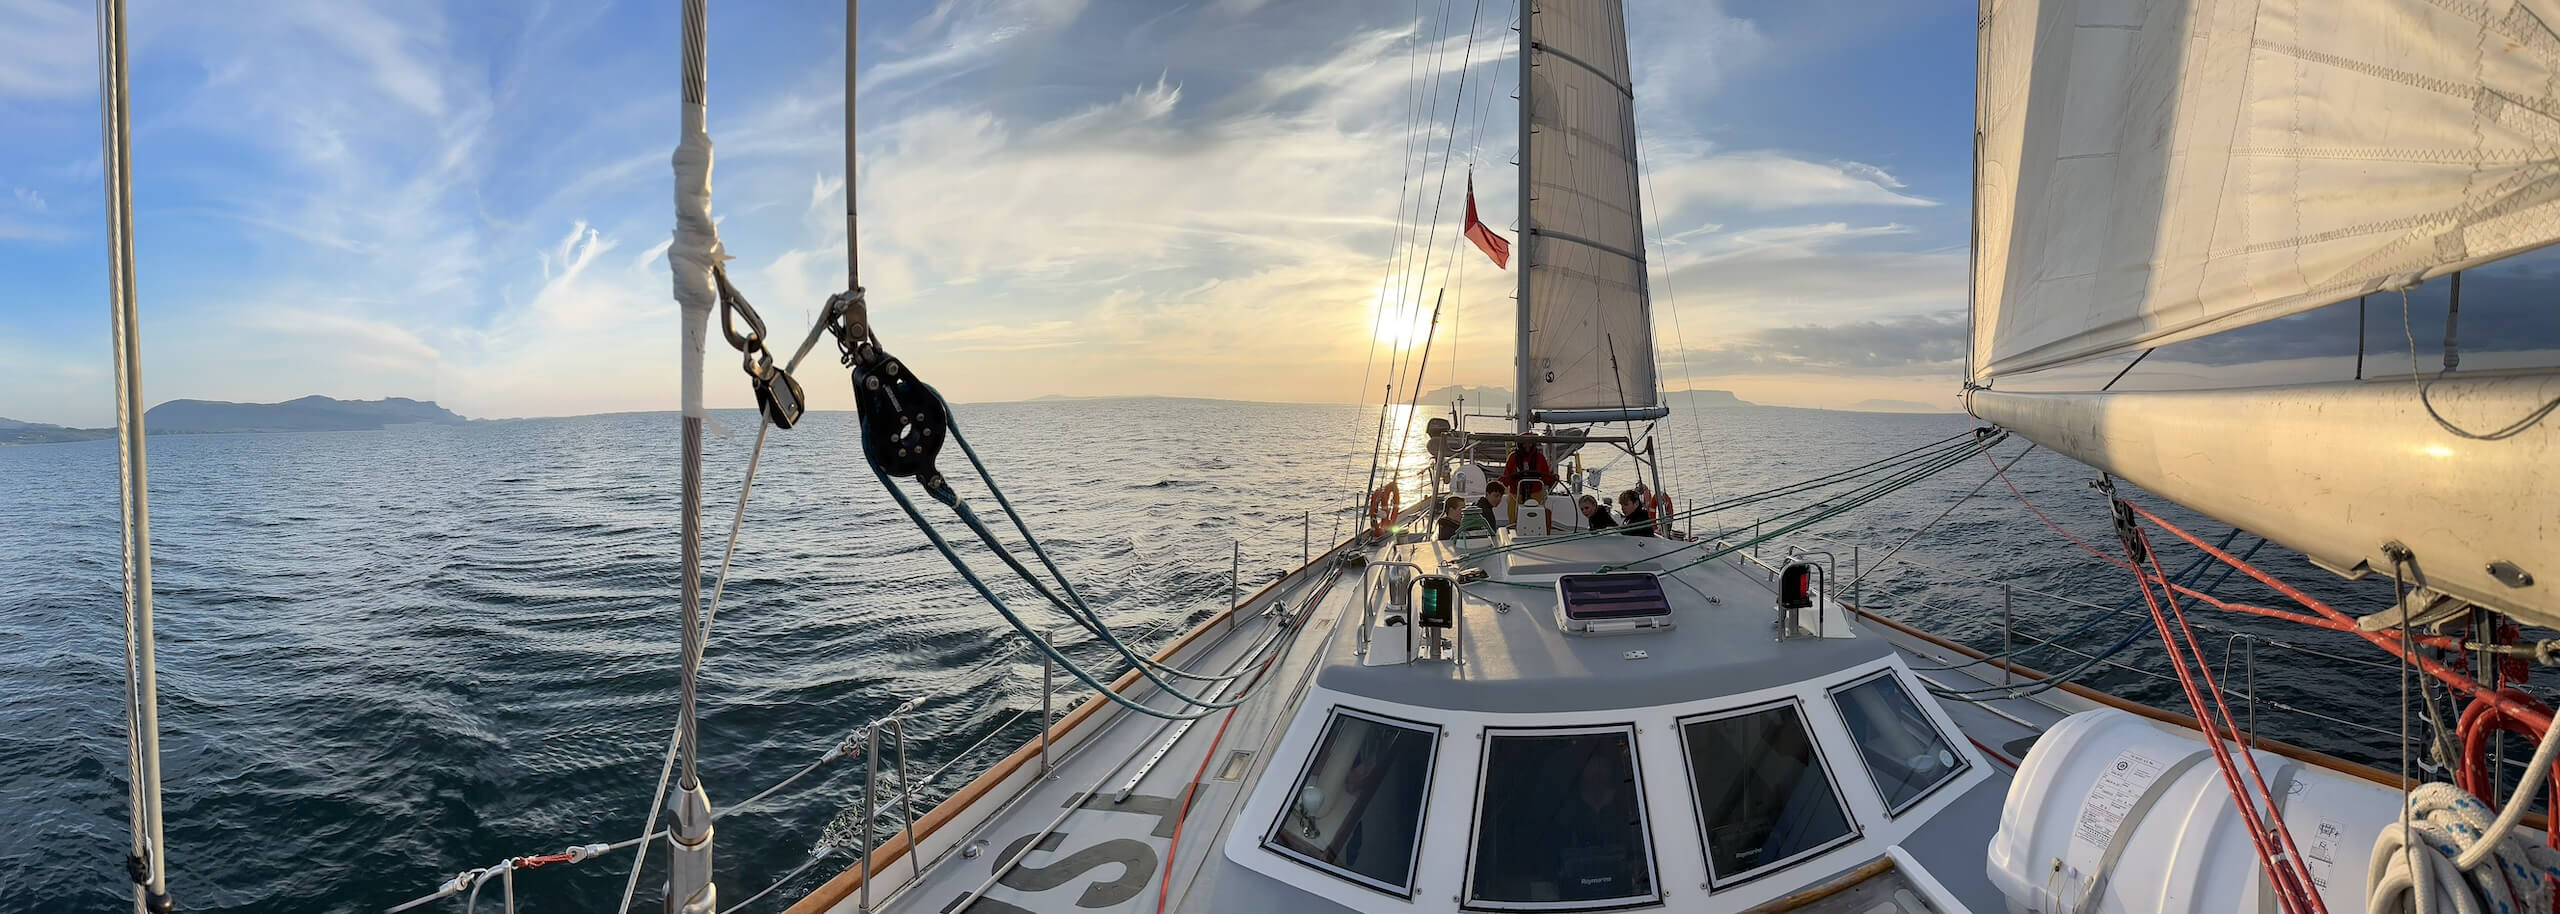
left=1314, top=532, right=1891, bottom=714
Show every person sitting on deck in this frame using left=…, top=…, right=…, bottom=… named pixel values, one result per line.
left=1616, top=489, right=1657, bottom=537
left=1499, top=433, right=1559, bottom=496
left=1578, top=494, right=1616, bottom=531
left=1475, top=480, right=1508, bottom=530
left=1437, top=495, right=1467, bottom=540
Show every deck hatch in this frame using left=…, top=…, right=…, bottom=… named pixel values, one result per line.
left=1829, top=671, right=1969, bottom=817
left=1463, top=724, right=1661, bottom=911
left=1553, top=572, right=1674, bottom=635
left=1262, top=706, right=1438, bottom=897
left=1679, top=698, right=1861, bottom=889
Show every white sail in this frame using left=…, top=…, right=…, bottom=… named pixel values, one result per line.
left=1970, top=0, right=2560, bottom=626
left=1519, top=0, right=1659, bottom=420
left=1973, top=0, right=2560, bottom=382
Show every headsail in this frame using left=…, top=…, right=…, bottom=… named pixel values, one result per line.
left=1969, top=0, right=2560, bottom=626
left=1973, top=0, right=2560, bottom=382
left=1518, top=0, right=1661, bottom=425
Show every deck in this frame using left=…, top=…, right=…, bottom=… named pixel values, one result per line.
left=785, top=525, right=2408, bottom=914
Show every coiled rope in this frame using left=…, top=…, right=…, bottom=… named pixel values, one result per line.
left=2369, top=781, right=2560, bottom=914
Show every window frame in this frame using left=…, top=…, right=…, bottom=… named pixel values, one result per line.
left=1260, top=705, right=1442, bottom=898
left=1676, top=697, right=1864, bottom=890
left=1461, top=722, right=1664, bottom=912
left=1827, top=669, right=1971, bottom=818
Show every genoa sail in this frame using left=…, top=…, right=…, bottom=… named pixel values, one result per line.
left=1519, top=0, right=1660, bottom=423
left=1973, top=0, right=2560, bottom=382
left=1969, top=0, right=2560, bottom=626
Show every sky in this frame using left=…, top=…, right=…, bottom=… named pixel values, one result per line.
left=0, top=0, right=1990, bottom=427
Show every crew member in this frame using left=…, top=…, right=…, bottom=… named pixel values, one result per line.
left=1616, top=489, right=1657, bottom=537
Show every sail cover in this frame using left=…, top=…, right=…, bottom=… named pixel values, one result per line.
left=1522, top=0, right=1659, bottom=415
left=1974, top=0, right=2560, bottom=381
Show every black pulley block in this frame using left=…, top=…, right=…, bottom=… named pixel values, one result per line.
left=754, top=366, right=807, bottom=429
left=850, top=348, right=949, bottom=482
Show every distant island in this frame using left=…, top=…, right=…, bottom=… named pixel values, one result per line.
left=0, top=396, right=470, bottom=444
left=0, top=417, right=114, bottom=445
left=1667, top=388, right=1751, bottom=407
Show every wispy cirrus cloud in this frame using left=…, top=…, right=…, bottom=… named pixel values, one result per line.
left=1, top=0, right=1985, bottom=424
left=0, top=0, right=91, bottom=102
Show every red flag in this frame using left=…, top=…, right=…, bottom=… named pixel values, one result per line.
left=1463, top=174, right=1510, bottom=269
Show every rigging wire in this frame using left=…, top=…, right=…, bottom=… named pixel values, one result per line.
left=1447, top=432, right=2006, bottom=582
left=1454, top=428, right=1982, bottom=561
left=1853, top=444, right=2040, bottom=588
left=96, top=0, right=173, bottom=909
left=1333, top=0, right=1435, bottom=537
left=2398, top=288, right=2560, bottom=441
left=1371, top=0, right=1481, bottom=502
left=614, top=420, right=776, bottom=914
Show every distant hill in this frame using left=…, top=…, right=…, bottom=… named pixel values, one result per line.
left=1666, top=388, right=1751, bottom=407
left=1416, top=385, right=1510, bottom=407
left=0, top=417, right=113, bottom=445
left=144, top=396, right=470, bottom=435
left=1847, top=398, right=1958, bottom=414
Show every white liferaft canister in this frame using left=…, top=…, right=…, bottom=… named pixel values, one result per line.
left=1985, top=709, right=2404, bottom=914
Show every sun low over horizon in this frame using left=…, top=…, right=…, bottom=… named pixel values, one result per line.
left=0, top=0, right=1975, bottom=427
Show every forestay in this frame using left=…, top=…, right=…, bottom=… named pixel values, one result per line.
left=1520, top=0, right=1658, bottom=417
left=1973, top=0, right=2560, bottom=381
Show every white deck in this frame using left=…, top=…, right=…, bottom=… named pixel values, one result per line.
left=790, top=529, right=2216, bottom=914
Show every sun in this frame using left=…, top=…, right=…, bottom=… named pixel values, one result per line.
left=1369, top=282, right=1439, bottom=350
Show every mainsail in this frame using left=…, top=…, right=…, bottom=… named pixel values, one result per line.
left=1970, top=0, right=2560, bottom=625
left=1517, top=0, right=1662, bottom=426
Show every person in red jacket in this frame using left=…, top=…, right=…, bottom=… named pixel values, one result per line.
left=1499, top=434, right=1558, bottom=494
left=1499, top=434, right=1559, bottom=527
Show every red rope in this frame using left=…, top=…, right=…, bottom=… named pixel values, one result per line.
left=2119, top=500, right=2552, bottom=733
left=1155, top=706, right=1240, bottom=914
left=1986, top=452, right=2124, bottom=569
left=2120, top=526, right=2327, bottom=913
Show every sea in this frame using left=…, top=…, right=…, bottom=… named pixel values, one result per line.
left=0, top=397, right=2435, bottom=913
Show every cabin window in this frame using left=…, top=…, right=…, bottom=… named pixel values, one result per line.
left=1681, top=701, right=1859, bottom=887
left=1263, top=707, right=1439, bottom=896
left=1465, top=725, right=1659, bottom=911
left=1831, top=671, right=1968, bottom=815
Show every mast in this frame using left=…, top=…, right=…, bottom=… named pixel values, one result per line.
left=1512, top=0, right=1533, bottom=433
left=98, top=0, right=173, bottom=909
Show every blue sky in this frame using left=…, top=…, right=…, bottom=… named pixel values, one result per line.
left=0, top=0, right=1981, bottom=427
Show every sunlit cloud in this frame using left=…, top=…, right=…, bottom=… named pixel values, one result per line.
left=0, top=0, right=1982, bottom=426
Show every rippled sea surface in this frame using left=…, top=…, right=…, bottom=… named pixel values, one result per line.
left=0, top=398, right=2422, bottom=913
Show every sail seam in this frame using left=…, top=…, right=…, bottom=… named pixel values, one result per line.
left=1528, top=40, right=1632, bottom=98
left=1528, top=227, right=1646, bottom=264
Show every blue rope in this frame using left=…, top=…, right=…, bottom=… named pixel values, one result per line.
left=853, top=375, right=1299, bottom=718
left=940, top=415, right=1255, bottom=684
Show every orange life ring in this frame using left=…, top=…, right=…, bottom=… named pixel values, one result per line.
left=1649, top=492, right=1674, bottom=534
left=1367, top=483, right=1401, bottom=537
